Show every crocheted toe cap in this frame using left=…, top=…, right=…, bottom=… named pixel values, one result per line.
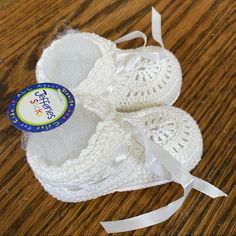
left=110, top=46, right=182, bottom=111
left=128, top=106, right=202, bottom=171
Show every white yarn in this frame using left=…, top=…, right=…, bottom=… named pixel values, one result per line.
left=26, top=106, right=202, bottom=202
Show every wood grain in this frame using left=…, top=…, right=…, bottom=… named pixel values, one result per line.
left=0, top=0, right=235, bottom=235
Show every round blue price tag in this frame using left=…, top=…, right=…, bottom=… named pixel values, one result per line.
left=8, top=83, right=76, bottom=132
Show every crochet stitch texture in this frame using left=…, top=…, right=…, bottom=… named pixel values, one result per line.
left=26, top=28, right=202, bottom=203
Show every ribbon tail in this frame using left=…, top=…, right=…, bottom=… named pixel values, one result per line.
left=101, top=181, right=193, bottom=233
left=193, top=177, right=227, bottom=198
left=100, top=131, right=194, bottom=233
left=141, top=132, right=227, bottom=197
left=152, top=7, right=164, bottom=48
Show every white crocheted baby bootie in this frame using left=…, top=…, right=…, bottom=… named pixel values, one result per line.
left=36, top=9, right=182, bottom=116
left=110, top=8, right=182, bottom=111
left=26, top=106, right=202, bottom=202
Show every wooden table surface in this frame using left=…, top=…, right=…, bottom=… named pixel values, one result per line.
left=0, top=0, right=235, bottom=235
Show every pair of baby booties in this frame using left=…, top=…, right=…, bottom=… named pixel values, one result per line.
left=25, top=9, right=225, bottom=233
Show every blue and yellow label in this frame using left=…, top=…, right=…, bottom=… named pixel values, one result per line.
left=8, top=83, right=75, bottom=132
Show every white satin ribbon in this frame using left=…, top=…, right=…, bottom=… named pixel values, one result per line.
left=100, top=126, right=227, bottom=233
left=113, top=8, right=165, bottom=75
left=99, top=9, right=227, bottom=232
left=151, top=7, right=164, bottom=48
left=114, top=7, right=164, bottom=48
left=114, top=31, right=147, bottom=47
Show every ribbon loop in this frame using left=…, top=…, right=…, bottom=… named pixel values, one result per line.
left=114, top=31, right=147, bottom=47
left=113, top=7, right=164, bottom=48
left=113, top=7, right=165, bottom=75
